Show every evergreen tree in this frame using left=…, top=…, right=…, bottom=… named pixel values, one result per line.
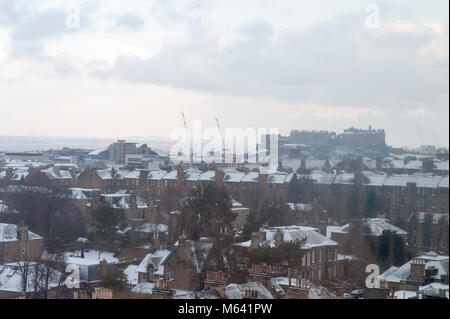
left=378, top=230, right=391, bottom=268
left=287, top=173, right=301, bottom=203
left=188, top=183, right=233, bottom=238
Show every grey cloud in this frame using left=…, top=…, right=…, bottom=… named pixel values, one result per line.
left=93, top=11, right=448, bottom=114
left=114, top=14, right=144, bottom=31
left=1, top=1, right=95, bottom=58
left=149, top=0, right=213, bottom=27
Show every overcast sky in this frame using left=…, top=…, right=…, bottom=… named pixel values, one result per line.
left=0, top=0, right=448, bottom=148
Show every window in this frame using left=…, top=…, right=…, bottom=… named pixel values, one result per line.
left=307, top=252, right=311, bottom=266
left=319, top=249, right=323, bottom=263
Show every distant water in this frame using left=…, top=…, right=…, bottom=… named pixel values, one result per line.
left=0, top=136, right=174, bottom=153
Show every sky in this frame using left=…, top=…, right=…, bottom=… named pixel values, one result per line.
left=0, top=0, right=448, bottom=148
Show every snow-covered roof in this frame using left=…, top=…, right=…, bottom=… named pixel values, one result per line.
left=136, top=249, right=172, bottom=275
left=394, top=290, right=418, bottom=299
left=383, top=158, right=406, bottom=169
left=363, top=218, right=407, bottom=236
left=379, top=252, right=449, bottom=283
left=305, top=159, right=326, bottom=170
left=363, top=171, right=389, bottom=186
left=96, top=170, right=113, bottom=180
left=326, top=226, right=344, bottom=238
left=362, top=158, right=377, bottom=170
left=63, top=250, right=119, bottom=266
left=0, top=224, right=42, bottom=242
left=223, top=169, right=246, bottom=183
left=131, top=282, right=154, bottom=294
left=198, top=170, right=215, bottom=181
left=148, top=170, right=168, bottom=180
left=328, top=219, right=406, bottom=237
left=124, top=170, right=140, bottom=179
left=0, top=263, right=62, bottom=293
left=114, top=170, right=130, bottom=179
left=308, top=170, right=336, bottom=185
left=404, top=160, right=423, bottom=170
left=89, top=148, right=107, bottom=156
left=11, top=169, right=29, bottom=181
left=135, top=223, right=168, bottom=233
left=184, top=169, right=202, bottom=181
left=41, top=167, right=73, bottom=180
left=162, top=170, right=178, bottom=180
left=419, top=282, right=449, bottom=298
left=0, top=201, right=19, bottom=215
left=384, top=173, right=443, bottom=188
left=409, top=212, right=449, bottom=225
left=101, top=193, right=148, bottom=209
left=232, top=199, right=243, bottom=208
left=178, top=238, right=214, bottom=273
left=241, top=171, right=259, bottom=183
left=226, top=282, right=273, bottom=299
left=69, top=188, right=100, bottom=200
left=439, top=176, right=449, bottom=188
left=281, top=158, right=301, bottom=172
left=333, top=172, right=355, bottom=185
left=434, top=160, right=449, bottom=171
left=252, top=226, right=338, bottom=249
left=268, top=172, right=289, bottom=184
left=124, top=265, right=139, bottom=285
left=288, top=203, right=312, bottom=212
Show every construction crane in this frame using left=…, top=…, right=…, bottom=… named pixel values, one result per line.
left=417, top=124, right=425, bottom=146
left=181, top=112, right=193, bottom=167
left=214, top=117, right=226, bottom=164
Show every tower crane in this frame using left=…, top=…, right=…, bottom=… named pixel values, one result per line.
left=181, top=112, right=193, bottom=167
left=417, top=124, right=425, bottom=146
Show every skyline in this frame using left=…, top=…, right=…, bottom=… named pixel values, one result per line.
left=0, top=0, right=449, bottom=148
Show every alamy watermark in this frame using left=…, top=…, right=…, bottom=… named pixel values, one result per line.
left=365, top=4, right=380, bottom=29
left=169, top=121, right=279, bottom=168
left=65, top=264, right=80, bottom=289
left=65, top=2, right=80, bottom=29
left=365, top=264, right=381, bottom=288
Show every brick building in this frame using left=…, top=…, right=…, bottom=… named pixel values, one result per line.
left=0, top=224, right=44, bottom=264
left=238, top=226, right=341, bottom=286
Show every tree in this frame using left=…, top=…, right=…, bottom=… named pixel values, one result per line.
left=1, top=185, right=85, bottom=243
left=393, top=234, right=406, bottom=266
left=378, top=230, right=391, bottom=268
left=90, top=206, right=127, bottom=251
left=287, top=174, right=301, bottom=203
left=100, top=272, right=128, bottom=290
left=378, top=230, right=406, bottom=268
left=365, top=188, right=378, bottom=218
left=259, top=199, right=293, bottom=227
left=187, top=183, right=233, bottom=238
left=159, top=185, right=182, bottom=213
left=16, top=260, right=65, bottom=299
left=248, top=238, right=306, bottom=266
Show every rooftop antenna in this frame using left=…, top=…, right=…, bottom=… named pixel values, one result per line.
left=181, top=112, right=193, bottom=168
